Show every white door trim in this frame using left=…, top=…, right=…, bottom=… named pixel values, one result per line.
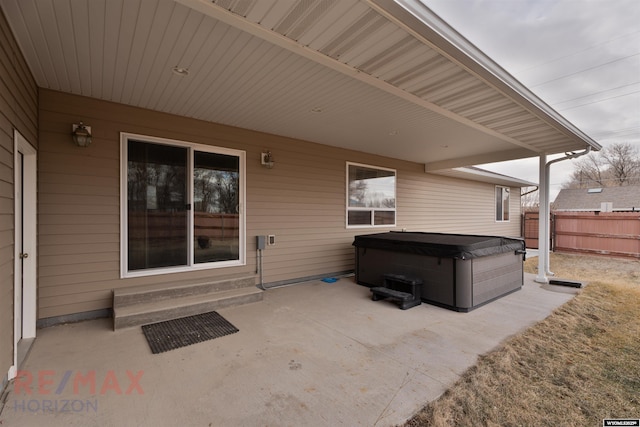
left=9, top=130, right=37, bottom=380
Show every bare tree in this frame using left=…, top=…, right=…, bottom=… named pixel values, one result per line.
left=563, top=143, right=640, bottom=188
left=600, top=143, right=640, bottom=186
left=565, top=153, right=605, bottom=188
left=194, top=170, right=239, bottom=213
left=521, top=186, right=539, bottom=211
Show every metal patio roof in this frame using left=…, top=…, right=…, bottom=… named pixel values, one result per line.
left=1, top=0, right=601, bottom=170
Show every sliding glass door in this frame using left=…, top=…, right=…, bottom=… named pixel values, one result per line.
left=123, top=135, right=244, bottom=277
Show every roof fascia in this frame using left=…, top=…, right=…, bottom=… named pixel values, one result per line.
left=429, top=167, right=537, bottom=187
left=455, top=167, right=537, bottom=187
left=424, top=147, right=535, bottom=171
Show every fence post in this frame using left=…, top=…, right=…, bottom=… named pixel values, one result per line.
left=551, top=212, right=555, bottom=251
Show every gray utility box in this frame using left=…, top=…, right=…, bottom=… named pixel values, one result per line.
left=353, top=232, right=526, bottom=312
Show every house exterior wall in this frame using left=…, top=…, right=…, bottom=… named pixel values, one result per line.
left=0, top=9, right=38, bottom=384
left=38, top=89, right=521, bottom=320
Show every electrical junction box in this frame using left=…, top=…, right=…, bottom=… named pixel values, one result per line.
left=256, top=235, right=266, bottom=250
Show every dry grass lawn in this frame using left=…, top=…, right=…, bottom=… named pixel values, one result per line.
left=404, top=253, right=640, bottom=427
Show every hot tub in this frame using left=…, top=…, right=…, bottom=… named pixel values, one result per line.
left=353, top=232, right=526, bottom=312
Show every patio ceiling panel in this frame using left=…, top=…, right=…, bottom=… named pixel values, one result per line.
left=433, top=84, right=497, bottom=111
left=459, top=99, right=516, bottom=121
left=190, top=0, right=551, bottom=156
left=496, top=121, right=559, bottom=136
left=163, top=30, right=274, bottom=117
left=522, top=137, right=577, bottom=151
left=1, top=0, right=600, bottom=171
left=355, top=35, right=425, bottom=78
left=202, top=0, right=599, bottom=160
left=128, top=3, right=211, bottom=108
left=481, top=112, right=539, bottom=129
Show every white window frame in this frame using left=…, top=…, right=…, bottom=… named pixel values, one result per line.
left=120, top=133, right=246, bottom=278
left=346, top=162, right=397, bottom=228
left=495, top=185, right=510, bottom=222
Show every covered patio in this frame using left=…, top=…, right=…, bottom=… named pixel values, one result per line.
left=1, top=0, right=603, bottom=407
left=1, top=273, right=576, bottom=426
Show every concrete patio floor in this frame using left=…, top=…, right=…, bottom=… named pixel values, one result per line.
left=1, top=273, right=577, bottom=427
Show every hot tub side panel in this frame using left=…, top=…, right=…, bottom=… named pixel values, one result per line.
left=471, top=252, right=523, bottom=306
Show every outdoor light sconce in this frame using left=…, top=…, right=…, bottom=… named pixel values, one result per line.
left=72, top=122, right=92, bottom=147
left=261, top=151, right=274, bottom=169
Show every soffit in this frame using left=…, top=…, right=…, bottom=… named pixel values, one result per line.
left=1, top=0, right=600, bottom=169
left=429, top=167, right=537, bottom=188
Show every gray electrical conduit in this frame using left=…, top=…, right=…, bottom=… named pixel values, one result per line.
left=257, top=248, right=265, bottom=290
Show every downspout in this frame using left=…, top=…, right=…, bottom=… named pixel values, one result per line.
left=535, top=146, right=591, bottom=283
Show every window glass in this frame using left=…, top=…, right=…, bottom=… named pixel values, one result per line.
left=374, top=211, right=395, bottom=225
left=495, top=186, right=510, bottom=222
left=194, top=151, right=240, bottom=263
left=502, top=187, right=510, bottom=221
left=348, top=211, right=372, bottom=225
left=347, top=163, right=396, bottom=227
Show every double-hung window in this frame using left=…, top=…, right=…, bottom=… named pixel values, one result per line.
left=346, top=162, right=396, bottom=227
left=121, top=133, right=245, bottom=277
left=495, top=186, right=510, bottom=222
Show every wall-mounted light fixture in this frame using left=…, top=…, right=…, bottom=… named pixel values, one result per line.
left=72, top=122, right=92, bottom=147
left=261, top=151, right=274, bottom=169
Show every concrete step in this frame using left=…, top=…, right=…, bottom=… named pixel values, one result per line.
left=113, top=276, right=255, bottom=307
left=113, top=287, right=263, bottom=330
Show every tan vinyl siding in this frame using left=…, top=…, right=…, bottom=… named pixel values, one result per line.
left=399, top=173, right=521, bottom=235
left=0, top=8, right=37, bottom=380
left=38, top=89, right=522, bottom=319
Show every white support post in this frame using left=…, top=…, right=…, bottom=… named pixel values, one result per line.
left=535, top=154, right=549, bottom=283
left=544, top=163, right=554, bottom=276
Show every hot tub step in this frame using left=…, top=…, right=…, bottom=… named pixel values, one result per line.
left=371, top=287, right=412, bottom=301
left=370, top=287, right=421, bottom=310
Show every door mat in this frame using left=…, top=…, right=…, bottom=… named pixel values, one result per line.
left=142, top=311, right=239, bottom=354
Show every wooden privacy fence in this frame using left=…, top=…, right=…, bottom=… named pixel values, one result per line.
left=129, top=212, right=239, bottom=241
left=522, top=211, right=640, bottom=258
left=554, top=212, right=639, bottom=258
left=522, top=211, right=541, bottom=249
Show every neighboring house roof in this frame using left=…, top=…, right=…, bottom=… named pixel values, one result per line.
left=553, top=186, right=640, bottom=211
left=1, top=0, right=600, bottom=169
left=429, top=166, right=537, bottom=187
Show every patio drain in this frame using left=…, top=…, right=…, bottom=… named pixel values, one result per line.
left=141, top=311, right=238, bottom=354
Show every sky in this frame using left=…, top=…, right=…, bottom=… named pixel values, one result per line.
left=423, top=0, right=640, bottom=199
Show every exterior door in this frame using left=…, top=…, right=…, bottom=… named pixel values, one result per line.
left=15, top=152, right=23, bottom=344
left=10, top=131, right=36, bottom=380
